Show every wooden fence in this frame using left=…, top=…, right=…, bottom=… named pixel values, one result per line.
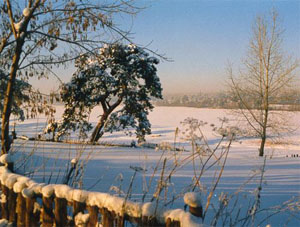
left=0, top=158, right=202, bottom=227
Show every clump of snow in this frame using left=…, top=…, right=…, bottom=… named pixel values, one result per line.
left=1, top=193, right=6, bottom=203
left=14, top=176, right=38, bottom=198
left=17, top=176, right=30, bottom=184
left=41, top=185, right=55, bottom=198
left=13, top=181, right=27, bottom=193
left=54, top=184, right=72, bottom=199
left=123, top=201, right=142, bottom=218
left=86, top=192, right=101, bottom=207
left=86, top=192, right=142, bottom=218
left=181, top=212, right=202, bottom=227
left=65, top=189, right=74, bottom=202
left=0, top=172, right=10, bottom=185
left=74, top=212, right=89, bottom=226
left=0, top=172, right=31, bottom=191
left=26, top=179, right=36, bottom=187
left=142, top=202, right=164, bottom=222
left=5, top=174, right=18, bottom=189
left=72, top=189, right=88, bottom=203
left=164, top=209, right=202, bottom=227
left=71, top=158, right=78, bottom=164
left=104, top=196, right=125, bottom=215
left=13, top=19, right=24, bottom=32
left=0, top=172, right=15, bottom=185
left=32, top=183, right=46, bottom=194
left=164, top=208, right=185, bottom=221
left=0, top=219, right=8, bottom=227
left=18, top=136, right=29, bottom=140
left=23, top=8, right=31, bottom=17
left=86, top=192, right=109, bottom=207
left=142, top=202, right=155, bottom=217
left=22, top=187, right=35, bottom=199
left=0, top=166, right=10, bottom=174
left=184, top=192, right=202, bottom=208
left=142, top=202, right=170, bottom=223
left=33, top=202, right=41, bottom=214
left=0, top=154, right=12, bottom=164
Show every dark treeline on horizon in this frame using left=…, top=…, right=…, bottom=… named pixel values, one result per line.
left=155, top=91, right=300, bottom=111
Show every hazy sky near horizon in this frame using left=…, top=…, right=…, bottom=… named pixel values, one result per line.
left=31, top=0, right=300, bottom=94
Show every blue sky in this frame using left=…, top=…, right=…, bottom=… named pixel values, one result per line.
left=32, top=0, right=300, bottom=94
left=129, top=0, right=300, bottom=94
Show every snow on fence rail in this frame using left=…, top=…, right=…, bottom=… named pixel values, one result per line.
left=0, top=155, right=202, bottom=227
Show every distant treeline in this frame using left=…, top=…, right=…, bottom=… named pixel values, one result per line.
left=155, top=92, right=300, bottom=111
left=37, top=91, right=300, bottom=111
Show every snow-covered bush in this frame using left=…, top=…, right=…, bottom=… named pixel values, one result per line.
left=0, top=69, right=30, bottom=121
left=44, top=119, right=64, bottom=141
left=1, top=69, right=58, bottom=128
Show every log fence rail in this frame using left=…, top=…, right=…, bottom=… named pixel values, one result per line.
left=0, top=155, right=202, bottom=226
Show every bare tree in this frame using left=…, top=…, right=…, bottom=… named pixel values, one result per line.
left=228, top=10, right=299, bottom=157
left=0, top=0, right=137, bottom=154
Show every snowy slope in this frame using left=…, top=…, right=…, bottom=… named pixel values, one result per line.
left=9, top=106, right=300, bottom=226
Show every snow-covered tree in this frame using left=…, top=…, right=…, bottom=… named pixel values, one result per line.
left=59, top=43, right=163, bottom=143
left=0, top=0, right=137, bottom=154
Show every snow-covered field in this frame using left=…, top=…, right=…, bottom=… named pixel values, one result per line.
left=10, top=106, right=300, bottom=226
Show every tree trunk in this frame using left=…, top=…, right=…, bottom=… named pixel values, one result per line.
left=90, top=113, right=109, bottom=143
left=259, top=136, right=266, bottom=157
left=1, top=73, right=16, bottom=154
left=1, top=39, right=24, bottom=154
left=259, top=109, right=269, bottom=157
left=90, top=97, right=123, bottom=143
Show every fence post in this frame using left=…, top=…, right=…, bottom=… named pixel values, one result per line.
left=142, top=216, right=150, bottom=226
left=111, top=211, right=124, bottom=227
left=166, top=217, right=181, bottom=227
left=141, top=216, right=161, bottom=226
left=0, top=184, right=9, bottom=220
left=16, top=192, right=26, bottom=226
left=100, top=208, right=114, bottom=227
left=54, top=197, right=68, bottom=227
left=25, top=196, right=39, bottom=227
left=87, top=205, right=99, bottom=227
left=42, top=195, right=54, bottom=227
left=184, top=192, right=203, bottom=219
left=73, top=201, right=86, bottom=218
left=116, top=213, right=125, bottom=227
left=189, top=206, right=203, bottom=218
left=8, top=188, right=17, bottom=224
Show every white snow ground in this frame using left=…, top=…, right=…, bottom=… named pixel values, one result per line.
left=9, top=106, right=300, bottom=226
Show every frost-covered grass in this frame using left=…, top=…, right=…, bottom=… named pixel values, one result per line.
left=9, top=106, right=300, bottom=226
